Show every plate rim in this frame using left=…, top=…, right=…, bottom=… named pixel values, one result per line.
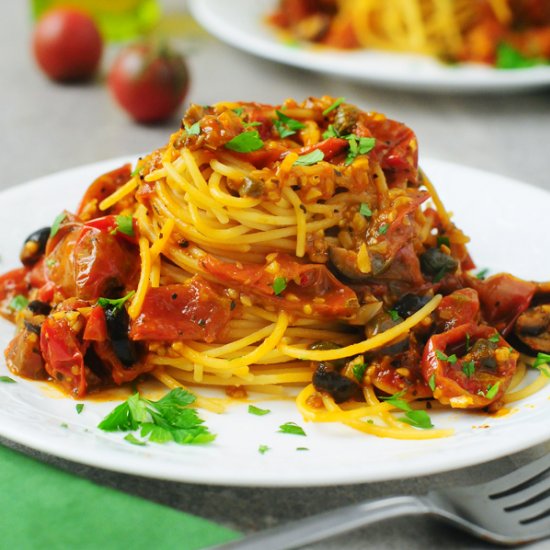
left=1, top=155, right=550, bottom=487
left=188, top=0, right=550, bottom=93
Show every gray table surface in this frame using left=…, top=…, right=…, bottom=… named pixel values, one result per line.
left=2, top=2, right=550, bottom=549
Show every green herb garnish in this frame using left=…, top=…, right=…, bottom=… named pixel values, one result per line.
left=485, top=382, right=500, bottom=400
left=232, top=107, right=244, bottom=117
left=258, top=444, right=270, bottom=454
left=496, top=42, right=547, bottom=69
left=294, top=149, right=324, bottom=166
left=488, top=334, right=500, bottom=344
left=345, top=135, right=376, bottom=165
left=322, top=97, right=345, bottom=116
left=98, top=388, right=215, bottom=445
left=278, top=422, right=306, bottom=436
left=462, top=361, right=475, bottom=378
left=8, top=295, right=28, bottom=312
left=115, top=215, right=134, bottom=237
left=359, top=202, right=373, bottom=217
left=273, top=110, right=305, bottom=138
left=388, top=309, right=400, bottom=322
left=435, top=350, right=457, bottom=364
left=97, top=291, right=135, bottom=310
left=225, top=130, right=264, bottom=153
left=437, top=236, right=450, bottom=248
left=476, top=268, right=489, bottom=280
left=399, top=410, right=434, bottom=429
left=186, top=122, right=201, bottom=136
left=76, top=404, right=84, bottom=414
left=533, top=352, right=550, bottom=374
left=248, top=404, right=271, bottom=416
left=428, top=374, right=436, bottom=392
left=124, top=433, right=147, bottom=446
left=296, top=447, right=309, bottom=451
left=352, top=363, right=368, bottom=382
left=378, top=223, right=389, bottom=236
left=272, top=277, right=287, bottom=296
left=0, top=376, right=16, bottom=384
left=50, top=212, right=66, bottom=238
left=322, top=124, right=339, bottom=139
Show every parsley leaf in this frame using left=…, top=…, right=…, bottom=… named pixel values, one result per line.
left=0, top=376, right=16, bottom=383
left=476, top=268, right=489, bottom=280
left=278, top=422, right=306, bottom=436
left=248, top=404, right=271, bottom=416
left=98, top=388, right=215, bottom=445
left=496, top=42, right=546, bottom=69
left=533, top=352, right=550, bottom=374
left=272, top=277, right=287, bottom=296
left=359, top=202, right=372, bottom=217
left=435, top=350, right=457, bottom=364
left=186, top=121, right=201, bottom=136
left=352, top=363, right=368, bottom=382
left=50, top=212, right=66, bottom=238
left=97, top=291, right=135, bottom=310
left=8, top=295, right=28, bottom=312
left=225, top=130, right=264, bottom=153
left=322, top=124, right=339, bottom=139
left=322, top=97, right=345, bottom=116
left=380, top=390, right=411, bottom=412
left=76, top=403, right=84, bottom=414
left=294, top=149, right=324, bottom=166
left=462, top=361, right=475, bottom=378
left=378, top=223, right=389, bottom=236
left=296, top=447, right=309, bottom=451
left=124, top=433, right=147, bottom=446
left=388, top=309, right=400, bottom=322
left=428, top=374, right=436, bottom=392
left=273, top=110, right=305, bottom=138
left=485, top=382, right=500, bottom=400
left=488, top=334, right=500, bottom=343
left=400, top=410, right=433, bottom=429
left=437, top=236, right=450, bottom=248
left=115, top=215, right=134, bottom=237
left=258, top=444, right=270, bottom=454
left=345, top=135, right=376, bottom=165
left=232, top=107, right=244, bottom=117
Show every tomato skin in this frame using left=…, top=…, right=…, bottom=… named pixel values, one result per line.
left=435, top=288, right=480, bottom=332
left=422, top=322, right=517, bottom=409
left=130, top=277, right=233, bottom=342
left=32, top=8, right=102, bottom=82
left=108, top=42, right=189, bottom=123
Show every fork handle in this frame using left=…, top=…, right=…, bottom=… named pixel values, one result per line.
left=210, top=495, right=430, bottom=550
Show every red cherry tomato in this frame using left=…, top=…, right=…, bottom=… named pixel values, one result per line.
left=32, top=8, right=103, bottom=82
left=108, top=42, right=189, bottom=123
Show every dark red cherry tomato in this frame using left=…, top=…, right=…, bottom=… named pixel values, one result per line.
left=32, top=8, right=102, bottom=81
left=108, top=42, right=189, bottom=123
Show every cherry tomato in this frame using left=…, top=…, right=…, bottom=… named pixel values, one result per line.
left=32, top=8, right=102, bottom=82
left=108, top=42, right=189, bottom=123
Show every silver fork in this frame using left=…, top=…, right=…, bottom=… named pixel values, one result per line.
left=210, top=453, right=550, bottom=549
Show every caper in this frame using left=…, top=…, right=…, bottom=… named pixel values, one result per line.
left=239, top=177, right=264, bottom=198
left=393, top=294, right=431, bottom=319
left=420, top=248, right=458, bottom=278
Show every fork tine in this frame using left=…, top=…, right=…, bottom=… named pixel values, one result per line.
left=483, top=454, right=550, bottom=497
left=494, top=473, right=550, bottom=512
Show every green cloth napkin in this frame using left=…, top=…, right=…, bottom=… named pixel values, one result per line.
left=0, top=444, right=240, bottom=549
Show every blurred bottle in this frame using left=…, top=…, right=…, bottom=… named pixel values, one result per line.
left=31, top=0, right=161, bottom=41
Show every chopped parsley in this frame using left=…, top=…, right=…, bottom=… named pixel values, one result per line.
left=462, top=361, right=475, bottom=378
left=296, top=447, right=309, bottom=451
left=273, top=110, right=305, bottom=138
left=278, top=422, right=306, bottom=436
left=115, top=215, right=134, bottom=237
left=97, top=291, right=135, bottom=310
left=8, top=295, right=28, bottom=312
left=378, top=223, right=389, bottom=236
left=131, top=166, right=140, bottom=178
left=322, top=97, right=345, bottom=116
left=225, top=130, right=264, bottom=153
left=272, top=277, right=287, bottom=296
left=381, top=390, right=433, bottom=429
left=294, top=149, right=324, bottom=166
left=476, top=268, right=489, bottom=280
left=428, top=374, right=436, bottom=392
left=248, top=404, right=271, bottom=416
left=232, top=107, right=244, bottom=117
left=388, top=309, right=400, bottom=322
left=258, top=444, right=270, bottom=454
left=322, top=124, right=338, bottom=139
left=50, top=212, right=66, bottom=238
left=98, top=388, right=215, bottom=445
left=352, top=363, right=368, bottom=382
left=437, top=236, right=450, bottom=248
left=435, top=350, right=457, bottom=364
left=359, top=202, right=373, bottom=217
left=496, top=42, right=547, bottom=69
left=76, top=403, right=84, bottom=414
left=186, top=121, right=201, bottom=136
left=0, top=376, right=16, bottom=384
left=488, top=334, right=500, bottom=344
left=533, top=353, right=550, bottom=375
left=124, top=433, right=147, bottom=446
left=485, top=382, right=500, bottom=400
left=344, top=135, right=376, bottom=165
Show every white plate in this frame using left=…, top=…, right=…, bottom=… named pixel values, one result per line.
left=1, top=156, right=550, bottom=487
left=188, top=0, right=550, bottom=93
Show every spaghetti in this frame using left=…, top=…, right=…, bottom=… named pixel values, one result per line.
left=268, top=0, right=550, bottom=67
left=2, top=96, right=549, bottom=439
